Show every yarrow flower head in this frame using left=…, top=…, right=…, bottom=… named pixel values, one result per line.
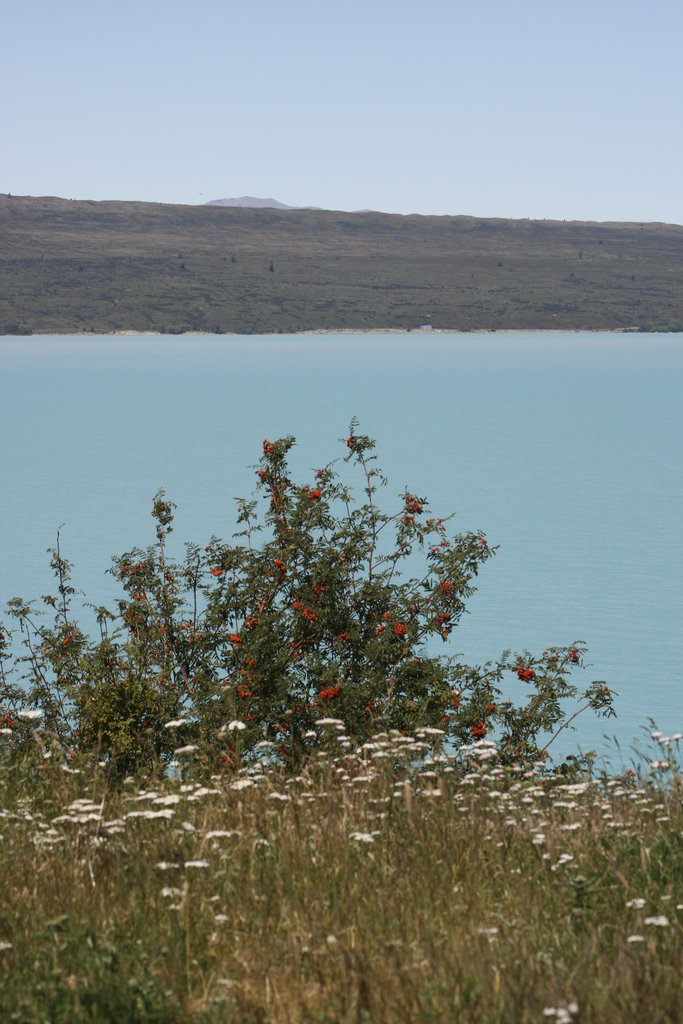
left=349, top=832, right=376, bottom=843
left=543, top=1003, right=579, bottom=1024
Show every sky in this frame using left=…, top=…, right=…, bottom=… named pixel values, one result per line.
left=3, top=0, right=683, bottom=224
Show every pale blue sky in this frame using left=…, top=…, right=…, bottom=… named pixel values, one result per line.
left=3, top=0, right=682, bottom=223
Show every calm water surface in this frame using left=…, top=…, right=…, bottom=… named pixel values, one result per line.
left=2, top=332, right=682, bottom=766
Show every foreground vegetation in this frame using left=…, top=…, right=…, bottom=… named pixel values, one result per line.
left=1, top=429, right=680, bottom=1020
left=2, top=193, right=683, bottom=335
left=0, top=727, right=680, bottom=1023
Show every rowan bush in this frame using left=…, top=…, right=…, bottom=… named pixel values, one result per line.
left=0, top=424, right=615, bottom=776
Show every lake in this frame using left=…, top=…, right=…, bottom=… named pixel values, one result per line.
left=1, top=331, right=682, bottom=767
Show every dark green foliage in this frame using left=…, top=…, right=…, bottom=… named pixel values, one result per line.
left=5, top=917, right=183, bottom=1023
left=0, top=428, right=615, bottom=776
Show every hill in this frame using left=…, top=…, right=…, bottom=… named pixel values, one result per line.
left=205, top=196, right=304, bottom=209
left=2, top=193, right=683, bottom=334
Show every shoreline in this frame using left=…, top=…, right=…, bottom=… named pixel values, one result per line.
left=10, top=326, right=645, bottom=338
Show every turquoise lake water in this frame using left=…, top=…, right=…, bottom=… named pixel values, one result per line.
left=1, top=332, right=682, bottom=767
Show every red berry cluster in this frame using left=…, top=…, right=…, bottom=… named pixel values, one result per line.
left=318, top=685, right=341, bottom=700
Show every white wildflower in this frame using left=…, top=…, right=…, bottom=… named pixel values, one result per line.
left=227, top=720, right=246, bottom=731
left=626, top=934, right=645, bottom=943
left=174, top=745, right=198, bottom=755
left=476, top=749, right=497, bottom=761
left=543, top=1003, right=578, bottom=1024
left=184, top=860, right=210, bottom=869
left=626, top=898, right=646, bottom=909
left=164, top=718, right=187, bottom=729
left=188, top=787, right=221, bottom=798
left=230, top=779, right=254, bottom=791
left=644, top=915, right=669, bottom=927
left=551, top=854, right=574, bottom=871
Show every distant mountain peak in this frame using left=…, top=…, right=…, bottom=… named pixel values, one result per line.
left=205, top=196, right=315, bottom=210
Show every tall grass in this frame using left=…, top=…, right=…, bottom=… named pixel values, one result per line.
left=1, top=724, right=681, bottom=1023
